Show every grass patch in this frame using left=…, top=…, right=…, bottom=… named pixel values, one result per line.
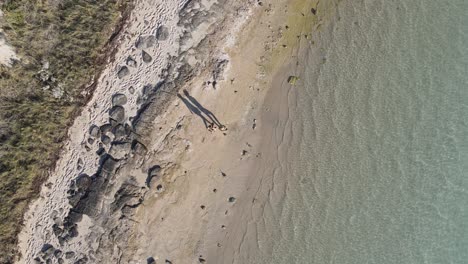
left=0, top=0, right=131, bottom=262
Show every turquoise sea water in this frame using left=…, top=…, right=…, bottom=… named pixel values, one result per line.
left=260, top=0, right=468, bottom=263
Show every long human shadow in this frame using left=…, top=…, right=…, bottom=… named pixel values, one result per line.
left=183, top=89, right=223, bottom=127
left=177, top=93, right=212, bottom=128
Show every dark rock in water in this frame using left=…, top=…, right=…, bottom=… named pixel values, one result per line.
left=147, top=257, right=156, bottom=264
left=136, top=34, right=156, bottom=49
left=117, top=66, right=130, bottom=79
left=146, top=165, right=162, bottom=187
left=109, top=105, right=125, bottom=123
left=112, top=93, right=128, bottom=106
left=89, top=125, right=101, bottom=138
left=156, top=25, right=169, bottom=40
left=126, top=56, right=137, bottom=67
left=142, top=50, right=153, bottom=63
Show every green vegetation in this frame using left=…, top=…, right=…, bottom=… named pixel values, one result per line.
left=0, top=0, right=130, bottom=262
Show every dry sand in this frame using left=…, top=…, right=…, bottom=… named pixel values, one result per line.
left=16, top=0, right=321, bottom=263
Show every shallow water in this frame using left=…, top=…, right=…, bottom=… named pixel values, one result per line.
left=258, top=0, right=468, bottom=263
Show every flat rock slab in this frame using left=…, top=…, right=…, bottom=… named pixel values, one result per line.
left=135, top=34, right=156, bottom=49
left=109, top=106, right=126, bottom=123
left=112, top=93, right=128, bottom=106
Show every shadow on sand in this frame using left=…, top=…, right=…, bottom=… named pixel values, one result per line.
left=177, top=89, right=223, bottom=128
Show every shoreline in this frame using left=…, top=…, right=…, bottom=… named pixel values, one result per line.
left=16, top=0, right=322, bottom=263
left=16, top=0, right=257, bottom=262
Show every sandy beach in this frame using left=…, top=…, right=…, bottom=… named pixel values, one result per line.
left=16, top=0, right=322, bottom=263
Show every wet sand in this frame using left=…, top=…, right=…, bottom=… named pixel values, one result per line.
left=16, top=0, right=322, bottom=263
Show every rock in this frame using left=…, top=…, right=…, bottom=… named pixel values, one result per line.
left=101, top=134, right=111, bottom=145
left=66, top=210, right=83, bottom=224
left=136, top=34, right=156, bottom=49
left=287, top=75, right=299, bottom=85
left=211, top=59, right=229, bottom=88
left=311, top=7, right=317, bottom=15
left=75, top=174, right=92, bottom=190
left=108, top=141, right=131, bottom=159
left=146, top=165, right=161, bottom=187
left=40, top=244, right=54, bottom=256
left=74, top=257, right=88, bottom=264
left=156, top=184, right=164, bottom=192
left=228, top=197, right=236, bottom=203
left=112, top=124, right=127, bottom=139
left=126, top=56, right=137, bottom=67
left=109, top=106, right=126, bottom=123
left=52, top=224, right=64, bottom=237
left=117, top=66, right=130, bottom=79
left=100, top=124, right=113, bottom=134
left=110, top=181, right=143, bottom=212
left=112, top=93, right=128, bottom=106
left=156, top=25, right=169, bottom=40
left=76, top=158, right=84, bottom=171
left=142, top=50, right=153, bottom=63
left=129, top=86, right=135, bottom=94
left=89, top=125, right=101, bottom=138
left=54, top=249, right=63, bottom=258
left=96, top=146, right=106, bottom=156
left=99, top=154, right=119, bottom=173
left=132, top=140, right=147, bottom=155
left=65, top=251, right=75, bottom=259
left=147, top=257, right=156, bottom=264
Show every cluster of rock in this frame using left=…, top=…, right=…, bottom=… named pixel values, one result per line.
left=27, top=0, right=250, bottom=262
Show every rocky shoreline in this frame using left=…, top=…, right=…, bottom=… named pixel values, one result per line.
left=18, top=1, right=254, bottom=263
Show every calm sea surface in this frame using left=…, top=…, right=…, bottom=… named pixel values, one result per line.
left=261, top=0, right=467, bottom=263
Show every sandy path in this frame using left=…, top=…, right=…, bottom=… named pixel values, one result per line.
left=16, top=0, right=322, bottom=263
